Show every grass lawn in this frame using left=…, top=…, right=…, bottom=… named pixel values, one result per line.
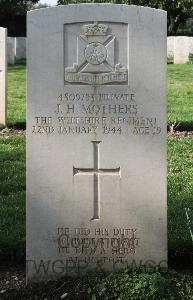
left=168, top=137, right=193, bottom=267
left=0, top=136, right=25, bottom=260
left=168, top=64, right=193, bottom=128
left=7, top=62, right=26, bottom=128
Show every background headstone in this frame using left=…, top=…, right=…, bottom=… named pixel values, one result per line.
left=7, top=37, right=16, bottom=65
left=174, top=36, right=190, bottom=64
left=16, top=37, right=26, bottom=60
left=27, top=4, right=167, bottom=281
left=189, top=37, right=193, bottom=56
left=167, top=36, right=174, bottom=58
left=0, top=27, right=7, bottom=128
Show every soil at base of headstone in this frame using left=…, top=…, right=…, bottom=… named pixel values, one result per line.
left=0, top=130, right=26, bottom=137
left=0, top=264, right=88, bottom=300
left=169, top=130, right=193, bottom=137
left=0, top=263, right=193, bottom=300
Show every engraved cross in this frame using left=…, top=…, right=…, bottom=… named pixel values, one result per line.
left=73, top=141, right=121, bottom=220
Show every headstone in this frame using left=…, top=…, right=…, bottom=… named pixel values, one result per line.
left=27, top=4, right=167, bottom=281
left=0, top=27, right=7, bottom=128
left=16, top=37, right=26, bottom=60
left=7, top=37, right=16, bottom=65
left=167, top=36, right=174, bottom=58
left=189, top=37, right=193, bottom=55
left=174, top=36, right=190, bottom=64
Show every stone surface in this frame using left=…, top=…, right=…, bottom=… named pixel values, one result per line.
left=174, top=36, right=190, bottom=64
left=27, top=4, right=167, bottom=281
left=0, top=27, right=7, bottom=127
left=7, top=37, right=15, bottom=65
left=16, top=37, right=26, bottom=60
left=189, top=37, right=193, bottom=55
left=167, top=36, right=174, bottom=58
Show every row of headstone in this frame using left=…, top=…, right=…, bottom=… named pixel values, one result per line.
left=7, top=37, right=26, bottom=64
left=167, top=36, right=193, bottom=64
left=27, top=4, right=167, bottom=282
left=0, top=27, right=7, bottom=128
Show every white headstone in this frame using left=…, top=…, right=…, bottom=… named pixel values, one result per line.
left=167, top=36, right=174, bottom=58
left=0, top=27, right=7, bottom=128
left=27, top=4, right=167, bottom=281
left=16, top=37, right=26, bottom=60
left=174, top=36, right=190, bottom=64
left=7, top=37, right=16, bottom=65
left=189, top=37, right=193, bottom=55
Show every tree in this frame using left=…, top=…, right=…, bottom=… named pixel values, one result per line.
left=161, top=0, right=193, bottom=35
left=138, top=0, right=193, bottom=35
left=0, top=0, right=39, bottom=35
left=57, top=0, right=193, bottom=35
left=0, top=0, right=39, bottom=15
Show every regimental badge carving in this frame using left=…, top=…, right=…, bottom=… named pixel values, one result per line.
left=65, top=22, right=128, bottom=85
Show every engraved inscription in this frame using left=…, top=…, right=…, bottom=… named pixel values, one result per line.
left=31, top=91, right=163, bottom=136
left=73, top=141, right=121, bottom=220
left=64, top=22, right=128, bottom=85
left=57, top=227, right=139, bottom=256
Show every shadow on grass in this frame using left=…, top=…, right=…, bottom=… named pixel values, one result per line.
left=169, top=245, right=193, bottom=272
left=168, top=122, right=193, bottom=131
left=8, top=60, right=26, bottom=73
left=14, top=59, right=26, bottom=65
left=0, top=242, right=25, bottom=263
left=8, top=121, right=26, bottom=130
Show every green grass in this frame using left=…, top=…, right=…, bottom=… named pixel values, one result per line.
left=0, top=136, right=26, bottom=260
left=168, top=64, right=193, bottom=127
left=168, top=137, right=193, bottom=268
left=87, top=268, right=193, bottom=300
left=7, top=63, right=26, bottom=128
